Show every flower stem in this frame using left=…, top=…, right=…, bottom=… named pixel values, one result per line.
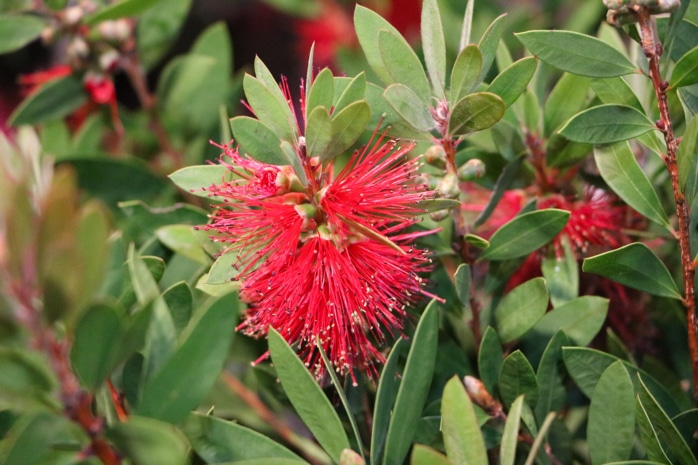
left=635, top=7, right=698, bottom=403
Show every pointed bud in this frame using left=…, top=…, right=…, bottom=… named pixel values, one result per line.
left=457, top=159, right=486, bottom=182
left=463, top=375, right=503, bottom=418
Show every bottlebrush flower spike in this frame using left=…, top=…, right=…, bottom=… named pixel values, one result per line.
left=201, top=129, right=438, bottom=383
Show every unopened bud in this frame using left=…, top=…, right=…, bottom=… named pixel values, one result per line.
left=424, top=145, right=446, bottom=169
left=339, top=449, right=365, bottom=465
left=67, top=36, right=90, bottom=63
left=98, top=48, right=120, bottom=72
left=604, top=0, right=679, bottom=25
left=464, top=376, right=503, bottom=418
left=436, top=173, right=460, bottom=199
left=62, top=6, right=84, bottom=25
left=98, top=19, right=132, bottom=42
left=457, top=159, right=485, bottom=181
left=429, top=209, right=451, bottom=222
left=41, top=27, right=55, bottom=44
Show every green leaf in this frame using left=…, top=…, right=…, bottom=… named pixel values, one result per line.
left=494, top=277, right=548, bottom=343
left=515, top=30, right=638, bottom=77
left=243, top=74, right=296, bottom=143
left=322, top=100, right=371, bottom=162
left=478, top=327, right=503, bottom=394
left=528, top=296, right=608, bottom=347
left=106, top=415, right=188, bottom=465
left=421, top=0, right=446, bottom=97
left=499, top=351, right=538, bottom=409
left=671, top=46, right=698, bottom=89
left=384, top=300, right=439, bottom=465
left=268, top=328, right=350, bottom=463
left=182, top=412, right=303, bottom=462
left=480, top=209, right=569, bottom=261
left=637, top=399, right=673, bottom=465
left=0, top=349, right=57, bottom=411
left=230, top=116, right=288, bottom=165
left=448, top=92, right=505, bottom=136
left=590, top=77, right=644, bottom=112
left=334, top=73, right=367, bottom=115
left=678, top=116, right=698, bottom=198
left=454, top=263, right=470, bottom=305
left=441, top=376, right=488, bottom=465
left=86, top=0, right=160, bottom=24
left=560, top=104, right=656, bottom=144
left=307, top=68, right=334, bottom=117
left=71, top=302, right=127, bottom=390
left=637, top=376, right=698, bottom=465
left=583, top=243, right=681, bottom=300
left=594, top=142, right=671, bottom=230
left=0, top=413, right=66, bottom=465
left=588, top=361, right=635, bottom=465
left=136, top=293, right=238, bottom=424
left=418, top=198, right=460, bottom=213
left=137, top=0, right=192, bottom=69
left=354, top=5, right=402, bottom=85
left=0, top=14, right=45, bottom=54
left=544, top=73, right=591, bottom=135
left=305, top=106, right=332, bottom=158
left=161, top=282, right=193, bottom=334
left=534, top=331, right=569, bottom=422
left=411, top=445, right=452, bottom=465
left=169, top=164, right=232, bottom=198
left=383, top=84, right=435, bottom=131
left=378, top=29, right=431, bottom=102
left=371, top=338, right=407, bottom=465
left=488, top=56, right=537, bottom=107
left=477, top=13, right=508, bottom=85
left=9, top=75, right=87, bottom=126
left=541, top=237, right=578, bottom=307
left=450, top=45, right=482, bottom=103
left=501, top=395, right=525, bottom=465
left=156, top=225, right=210, bottom=265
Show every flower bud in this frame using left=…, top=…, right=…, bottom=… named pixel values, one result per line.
left=98, top=19, right=132, bottom=42
left=464, top=376, right=503, bottom=418
left=429, top=209, right=451, bottom=222
left=457, top=159, right=486, bottom=182
left=424, top=145, right=446, bottom=169
left=339, top=449, right=365, bottom=465
left=62, top=6, right=84, bottom=26
left=67, top=36, right=90, bottom=61
left=98, top=48, right=120, bottom=72
left=436, top=173, right=460, bottom=199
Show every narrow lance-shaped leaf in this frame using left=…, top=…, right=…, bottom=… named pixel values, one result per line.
left=494, top=277, right=549, bottom=343
left=322, top=100, right=371, bottom=162
left=354, top=5, right=402, bottom=86
left=670, top=46, right=698, bottom=89
left=678, top=116, right=698, bottom=201
left=560, top=104, right=656, bottom=144
left=268, top=328, right=350, bottom=463
left=243, top=74, right=296, bottom=143
left=441, top=376, right=488, bottom=465
left=488, top=56, right=538, bottom=107
left=230, top=116, right=288, bottom=166
left=501, top=395, right=525, bottom=465
left=594, top=141, right=672, bottom=231
left=499, top=351, right=539, bottom=409
left=383, top=84, right=435, bottom=132
left=477, top=13, right=508, bottom=86
left=583, top=243, right=682, bottom=300
left=10, top=75, right=88, bottom=126
left=378, top=29, right=431, bottom=103
left=421, top=0, right=447, bottom=97
left=515, top=30, right=638, bottom=77
left=449, top=92, right=505, bottom=136
left=450, top=45, right=483, bottom=103
left=0, top=15, right=46, bottom=54
left=305, top=106, right=332, bottom=158
left=306, top=67, right=334, bottom=116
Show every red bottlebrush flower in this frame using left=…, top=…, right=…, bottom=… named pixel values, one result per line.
left=202, top=134, right=436, bottom=383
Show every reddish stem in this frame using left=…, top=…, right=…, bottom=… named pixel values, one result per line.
left=635, top=7, right=698, bottom=404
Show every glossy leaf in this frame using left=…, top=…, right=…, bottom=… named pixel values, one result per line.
left=636, top=399, right=674, bottom=465
left=182, top=413, right=303, bottom=462
left=384, top=300, right=439, bottom=465
left=454, top=263, right=470, bottom=305
left=371, top=338, right=407, bottom=465
left=441, top=376, right=488, bottom=465
left=378, top=29, right=431, bottom=103
left=544, top=73, right=591, bottom=135
left=534, top=331, right=569, bottom=422
left=478, top=327, right=503, bottom=393
left=9, top=75, right=87, bottom=126
left=499, top=351, right=538, bottom=408
left=106, top=415, right=188, bottom=465
left=488, top=56, right=537, bottom=107
left=541, top=237, right=578, bottom=307
left=421, top=0, right=446, bottom=97
left=450, top=45, right=482, bottom=103
left=637, top=376, right=698, bottom=465
left=594, top=142, right=671, bottom=230
left=560, top=105, right=656, bottom=144
left=305, top=106, right=332, bottom=158
left=515, top=30, right=637, bottom=77
left=268, top=328, right=350, bottom=463
left=590, top=77, right=644, bottom=112
left=411, top=445, right=452, bottom=465
left=384, top=84, right=435, bottom=131
left=0, top=14, right=45, bottom=54
left=86, top=0, right=159, bottom=24
left=322, top=100, right=371, bottom=162
left=528, top=296, right=608, bottom=347
left=678, top=116, right=698, bottom=198
left=136, top=293, right=238, bottom=424
left=501, top=395, right=525, bottom=465
left=448, top=92, right=505, bottom=136
left=161, top=282, right=193, bottom=334
left=354, top=5, right=402, bottom=86
left=494, top=277, right=548, bottom=343
left=230, top=116, right=288, bottom=166
left=583, top=243, right=681, bottom=300
left=588, top=361, right=635, bottom=465
left=480, top=209, right=569, bottom=261
left=243, top=74, right=295, bottom=143
left=671, top=46, right=698, bottom=89
left=71, top=303, right=127, bottom=390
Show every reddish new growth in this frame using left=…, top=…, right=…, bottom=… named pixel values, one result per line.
left=200, top=82, right=437, bottom=383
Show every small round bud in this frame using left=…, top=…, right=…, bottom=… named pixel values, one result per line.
left=424, top=145, right=446, bottom=168
left=436, top=173, right=460, bottom=199
left=457, top=159, right=486, bottom=181
left=339, top=449, right=366, bottom=465
left=98, top=19, right=132, bottom=42
left=67, top=36, right=90, bottom=61
left=98, top=48, right=120, bottom=72
left=429, top=209, right=451, bottom=222
left=62, top=6, right=84, bottom=26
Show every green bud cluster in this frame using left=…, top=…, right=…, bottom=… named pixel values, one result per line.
left=604, top=0, right=679, bottom=26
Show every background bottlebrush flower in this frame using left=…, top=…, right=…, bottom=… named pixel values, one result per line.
left=201, top=135, right=437, bottom=383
